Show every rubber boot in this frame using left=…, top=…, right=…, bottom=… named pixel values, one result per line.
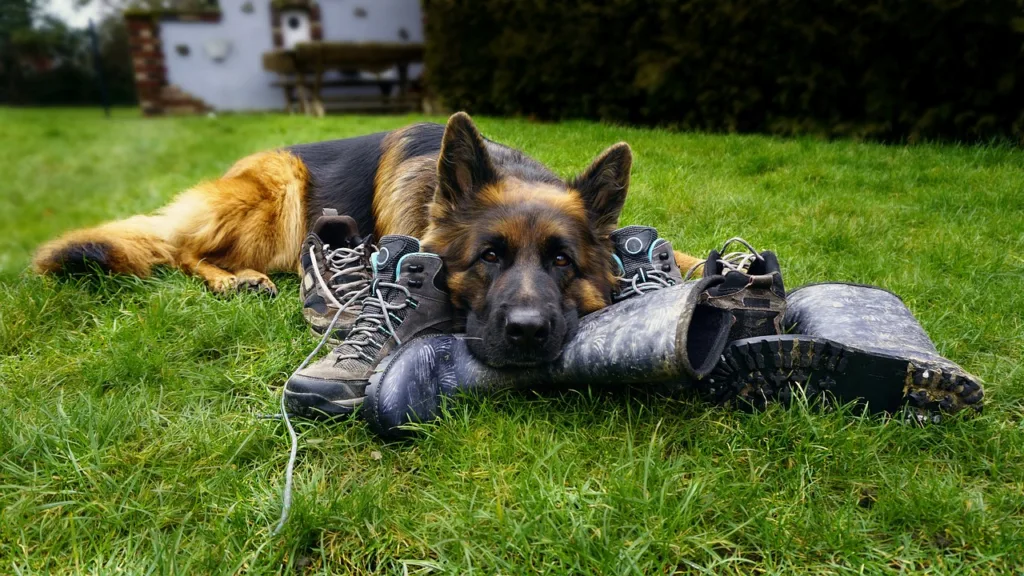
left=704, top=283, right=984, bottom=420
left=364, top=277, right=733, bottom=438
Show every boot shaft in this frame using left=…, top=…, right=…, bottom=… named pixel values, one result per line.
left=334, top=235, right=456, bottom=372
left=366, top=277, right=735, bottom=438
left=785, top=283, right=940, bottom=360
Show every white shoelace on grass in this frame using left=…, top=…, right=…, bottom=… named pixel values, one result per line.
left=273, top=243, right=371, bottom=535
left=683, top=237, right=764, bottom=281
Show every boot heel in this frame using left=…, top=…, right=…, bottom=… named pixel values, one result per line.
left=904, top=366, right=985, bottom=418
left=706, top=335, right=845, bottom=410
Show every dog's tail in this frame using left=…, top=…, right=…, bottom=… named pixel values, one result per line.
left=33, top=213, right=177, bottom=278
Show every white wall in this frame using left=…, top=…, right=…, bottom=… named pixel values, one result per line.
left=162, top=0, right=283, bottom=110
left=160, top=0, right=424, bottom=111
left=318, top=0, right=423, bottom=43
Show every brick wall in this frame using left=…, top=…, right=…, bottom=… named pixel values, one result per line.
left=125, top=13, right=217, bottom=116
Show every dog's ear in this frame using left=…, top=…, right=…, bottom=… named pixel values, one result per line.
left=435, top=112, right=497, bottom=211
left=570, top=142, right=632, bottom=234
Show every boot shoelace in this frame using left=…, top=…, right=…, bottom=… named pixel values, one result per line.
left=683, top=236, right=764, bottom=281
left=274, top=242, right=379, bottom=535
left=614, top=266, right=676, bottom=301
left=334, top=278, right=415, bottom=363
left=275, top=263, right=418, bottom=535
left=317, top=242, right=371, bottom=309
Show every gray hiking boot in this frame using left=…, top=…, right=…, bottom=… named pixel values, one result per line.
left=299, top=209, right=372, bottom=342
left=284, top=235, right=457, bottom=418
left=610, top=225, right=683, bottom=301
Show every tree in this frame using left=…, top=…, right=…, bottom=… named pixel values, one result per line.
left=0, top=0, right=39, bottom=101
left=0, top=0, right=135, bottom=105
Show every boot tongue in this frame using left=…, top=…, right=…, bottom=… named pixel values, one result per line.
left=331, top=234, right=422, bottom=373
left=372, top=235, right=421, bottom=282
left=702, top=249, right=723, bottom=278
left=313, top=211, right=362, bottom=248
left=611, top=225, right=661, bottom=278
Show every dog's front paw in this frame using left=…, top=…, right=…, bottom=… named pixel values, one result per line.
left=233, top=271, right=278, bottom=297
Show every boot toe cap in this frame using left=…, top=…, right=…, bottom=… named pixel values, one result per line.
left=284, top=373, right=368, bottom=419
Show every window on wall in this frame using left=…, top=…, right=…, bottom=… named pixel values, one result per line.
left=280, top=10, right=312, bottom=49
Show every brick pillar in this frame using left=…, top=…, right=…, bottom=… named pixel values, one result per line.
left=309, top=4, right=323, bottom=41
left=125, top=15, right=166, bottom=116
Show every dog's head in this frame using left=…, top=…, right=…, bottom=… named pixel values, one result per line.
left=422, top=112, right=632, bottom=367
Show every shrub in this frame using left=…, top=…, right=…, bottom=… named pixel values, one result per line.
left=423, top=0, right=1024, bottom=142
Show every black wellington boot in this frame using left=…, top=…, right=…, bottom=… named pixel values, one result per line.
left=363, top=277, right=733, bottom=438
left=705, top=283, right=985, bottom=420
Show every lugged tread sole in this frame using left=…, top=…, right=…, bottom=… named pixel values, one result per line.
left=283, top=388, right=363, bottom=420
left=703, top=335, right=983, bottom=420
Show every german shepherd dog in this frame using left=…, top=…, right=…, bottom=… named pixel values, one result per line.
left=34, top=113, right=700, bottom=367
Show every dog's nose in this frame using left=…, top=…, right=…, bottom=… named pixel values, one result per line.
left=505, top=308, right=550, bottom=345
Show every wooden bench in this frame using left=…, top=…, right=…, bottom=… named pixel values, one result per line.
left=262, top=42, right=424, bottom=116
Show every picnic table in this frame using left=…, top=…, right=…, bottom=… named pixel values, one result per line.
left=262, top=42, right=424, bottom=116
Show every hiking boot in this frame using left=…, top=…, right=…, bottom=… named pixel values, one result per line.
left=706, top=283, right=984, bottom=420
left=610, top=225, right=683, bottom=301
left=696, top=237, right=786, bottom=341
left=299, top=209, right=372, bottom=342
left=364, top=276, right=733, bottom=438
left=284, top=235, right=457, bottom=418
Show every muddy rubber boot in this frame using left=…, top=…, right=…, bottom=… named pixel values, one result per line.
left=697, top=237, right=786, bottom=341
left=299, top=209, right=372, bottom=342
left=610, top=225, right=683, bottom=300
left=705, top=283, right=985, bottom=420
left=284, top=235, right=457, bottom=419
left=364, top=277, right=733, bottom=438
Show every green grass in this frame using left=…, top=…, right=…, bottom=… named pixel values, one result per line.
left=1, top=108, right=1023, bottom=574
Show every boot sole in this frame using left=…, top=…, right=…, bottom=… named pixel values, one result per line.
left=705, top=335, right=983, bottom=419
left=283, top=388, right=363, bottom=419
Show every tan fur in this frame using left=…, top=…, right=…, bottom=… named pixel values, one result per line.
left=33, top=214, right=177, bottom=277
left=373, top=128, right=437, bottom=238
left=573, top=279, right=609, bottom=314
left=33, top=150, right=308, bottom=294
left=674, top=250, right=703, bottom=276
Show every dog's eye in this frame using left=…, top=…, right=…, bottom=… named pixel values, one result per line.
left=481, top=249, right=500, bottom=264
left=553, top=253, right=572, bottom=267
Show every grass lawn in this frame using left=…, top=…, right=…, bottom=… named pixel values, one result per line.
left=1, top=108, right=1023, bottom=574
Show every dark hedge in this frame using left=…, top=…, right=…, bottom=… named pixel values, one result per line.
left=423, top=0, right=1024, bottom=142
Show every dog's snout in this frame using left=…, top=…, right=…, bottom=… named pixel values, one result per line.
left=504, top=308, right=551, bottom=345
